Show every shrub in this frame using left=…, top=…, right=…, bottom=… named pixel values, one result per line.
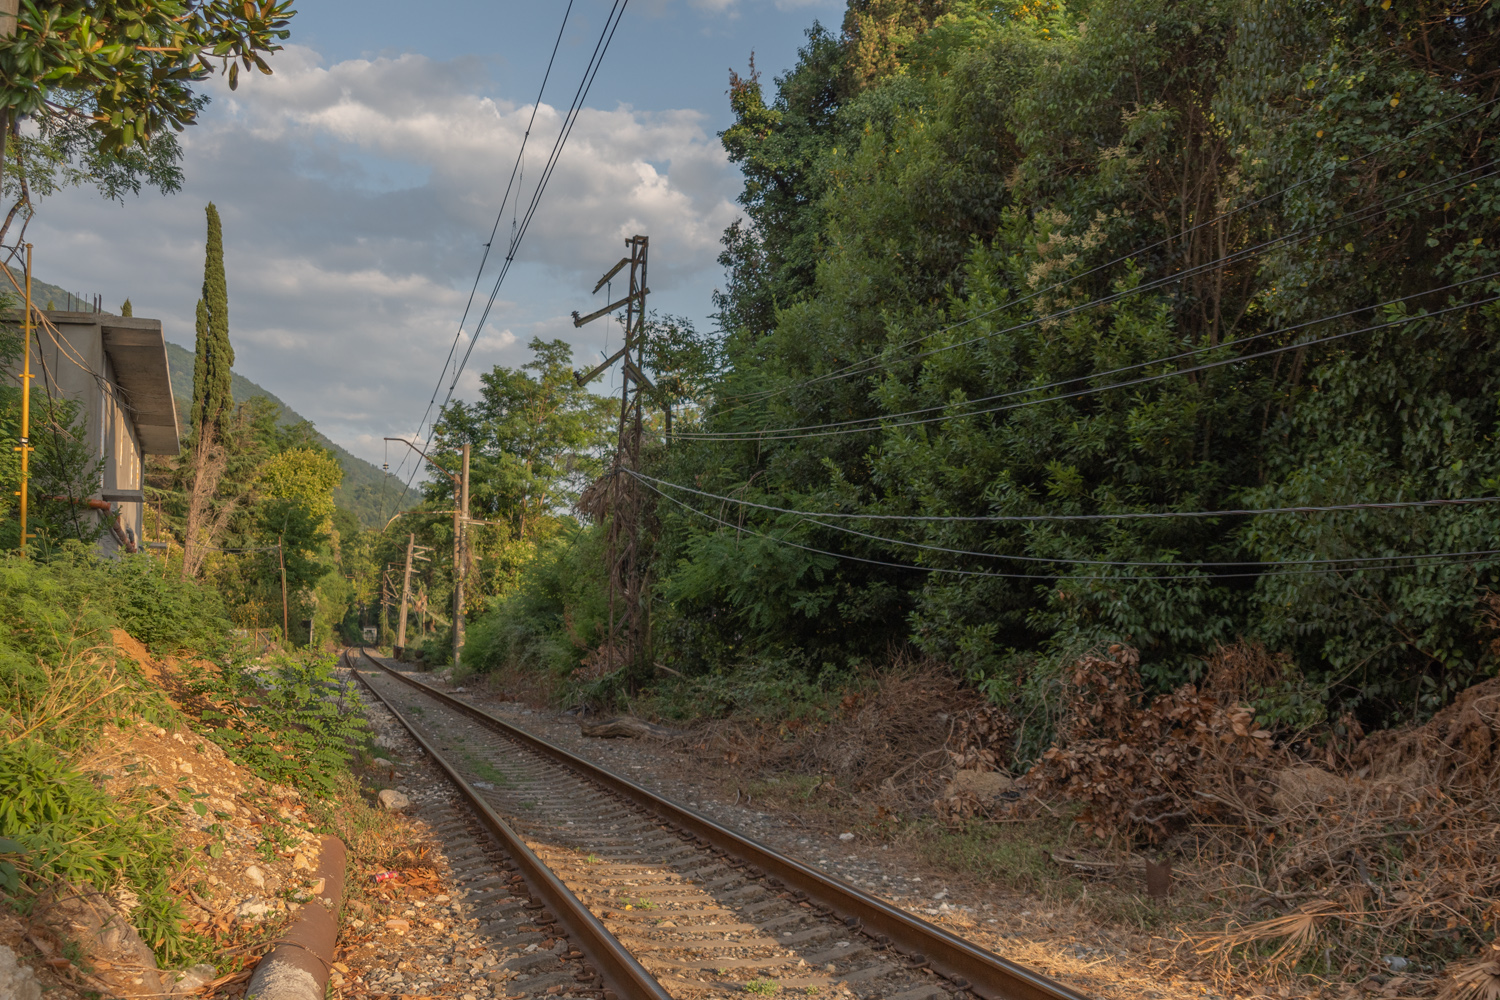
left=190, top=651, right=368, bottom=797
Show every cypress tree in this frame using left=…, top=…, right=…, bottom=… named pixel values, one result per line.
left=120, top=298, right=132, bottom=317
left=190, top=202, right=234, bottom=442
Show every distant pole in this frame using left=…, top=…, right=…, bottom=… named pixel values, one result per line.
left=278, top=536, right=290, bottom=642
left=15, top=243, right=33, bottom=556
left=453, top=442, right=470, bottom=670
left=397, top=532, right=415, bottom=657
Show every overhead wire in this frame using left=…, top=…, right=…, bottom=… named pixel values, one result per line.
left=697, top=156, right=1500, bottom=430
left=395, top=0, right=630, bottom=504
left=392, top=0, right=578, bottom=487
left=638, top=476, right=1500, bottom=583
left=677, top=290, right=1500, bottom=442
left=624, top=470, right=1500, bottom=523
left=678, top=270, right=1500, bottom=440
left=709, top=96, right=1500, bottom=414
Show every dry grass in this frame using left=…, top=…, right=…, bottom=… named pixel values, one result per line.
left=673, top=661, right=988, bottom=812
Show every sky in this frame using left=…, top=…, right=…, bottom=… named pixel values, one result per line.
left=22, top=0, right=843, bottom=481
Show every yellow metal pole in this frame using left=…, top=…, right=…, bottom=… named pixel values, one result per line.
left=15, top=243, right=33, bottom=556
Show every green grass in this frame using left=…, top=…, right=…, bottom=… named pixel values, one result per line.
left=744, top=979, right=778, bottom=995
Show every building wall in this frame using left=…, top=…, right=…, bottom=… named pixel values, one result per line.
left=24, top=313, right=147, bottom=553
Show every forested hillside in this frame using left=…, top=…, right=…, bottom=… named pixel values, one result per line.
left=161, top=341, right=400, bottom=528
left=464, top=0, right=1500, bottom=737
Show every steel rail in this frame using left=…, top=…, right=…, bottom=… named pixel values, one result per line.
left=344, top=651, right=673, bottom=1000
left=357, top=648, right=1094, bottom=1000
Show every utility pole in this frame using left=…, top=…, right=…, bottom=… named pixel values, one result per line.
left=454, top=441, right=470, bottom=671
left=13, top=244, right=33, bottom=556
left=396, top=533, right=415, bottom=656
left=277, top=537, right=290, bottom=643
left=572, top=234, right=652, bottom=677
left=384, top=436, right=467, bottom=668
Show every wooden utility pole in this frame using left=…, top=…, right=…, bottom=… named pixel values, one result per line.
left=379, top=565, right=397, bottom=648
left=396, top=533, right=415, bottom=656
left=383, top=436, right=465, bottom=667
left=454, top=441, right=470, bottom=671
left=573, top=234, right=652, bottom=676
left=277, top=537, right=290, bottom=643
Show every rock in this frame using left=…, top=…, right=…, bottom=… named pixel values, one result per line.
left=378, top=789, right=412, bottom=812
left=578, top=715, right=679, bottom=739
left=373, top=757, right=395, bottom=769
left=386, top=918, right=411, bottom=933
left=838, top=832, right=855, bottom=842
left=944, top=769, right=1015, bottom=802
left=292, top=852, right=315, bottom=871
left=0, top=945, right=42, bottom=1000
left=237, top=898, right=271, bottom=919
left=163, top=964, right=218, bottom=996
left=34, top=883, right=164, bottom=996
left=244, top=865, right=266, bottom=887
left=1384, top=956, right=1409, bottom=972
left=308, top=877, right=327, bottom=897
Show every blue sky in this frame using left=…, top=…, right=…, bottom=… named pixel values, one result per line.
left=24, top=0, right=842, bottom=471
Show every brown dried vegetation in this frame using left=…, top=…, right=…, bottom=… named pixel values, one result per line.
left=1012, top=642, right=1500, bottom=994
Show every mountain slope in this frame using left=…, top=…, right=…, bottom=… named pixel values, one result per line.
left=4, top=268, right=404, bottom=528
left=162, top=341, right=402, bottom=528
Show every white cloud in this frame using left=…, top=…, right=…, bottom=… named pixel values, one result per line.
left=23, top=45, right=741, bottom=468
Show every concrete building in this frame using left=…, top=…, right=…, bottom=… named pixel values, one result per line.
left=10, top=309, right=180, bottom=554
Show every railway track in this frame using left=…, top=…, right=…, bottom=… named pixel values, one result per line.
left=347, top=647, right=1092, bottom=1000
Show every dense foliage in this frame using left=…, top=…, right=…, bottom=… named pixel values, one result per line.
left=471, top=0, right=1500, bottom=733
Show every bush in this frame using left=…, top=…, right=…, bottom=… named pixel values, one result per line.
left=190, top=651, right=368, bottom=797
left=0, top=737, right=185, bottom=958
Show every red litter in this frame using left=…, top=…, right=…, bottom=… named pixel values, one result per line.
left=372, top=871, right=401, bottom=884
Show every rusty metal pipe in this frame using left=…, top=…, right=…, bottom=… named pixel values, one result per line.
left=243, top=835, right=346, bottom=1000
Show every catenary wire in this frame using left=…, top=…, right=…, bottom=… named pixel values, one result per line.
left=700, top=157, right=1500, bottom=426
left=711, top=97, right=1500, bottom=412
left=803, top=514, right=1500, bottom=568
left=680, top=270, right=1500, bottom=439
left=677, top=292, right=1500, bottom=442
left=396, top=0, right=629, bottom=504
left=624, top=470, right=1500, bottom=523
left=638, top=477, right=1500, bottom=583
left=392, top=1, right=577, bottom=486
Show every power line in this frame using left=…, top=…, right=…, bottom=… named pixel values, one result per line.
left=805, top=514, right=1500, bottom=569
left=640, top=477, right=1500, bottom=583
left=625, top=471, right=1500, bottom=523
left=680, top=271, right=1500, bottom=440
left=396, top=0, right=630, bottom=503
left=394, top=0, right=578, bottom=485
left=711, top=97, right=1500, bottom=414
left=677, top=291, right=1500, bottom=442
left=703, top=157, right=1500, bottom=427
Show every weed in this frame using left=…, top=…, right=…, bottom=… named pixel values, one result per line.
left=586, top=854, right=602, bottom=864
left=520, top=800, right=537, bottom=810
left=636, top=898, right=655, bottom=910
left=744, top=979, right=778, bottom=995
left=188, top=651, right=367, bottom=796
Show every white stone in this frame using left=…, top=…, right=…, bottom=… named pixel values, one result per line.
left=244, top=865, right=266, bottom=887
left=373, top=758, right=394, bottom=769
left=0, top=945, right=42, bottom=1000
left=838, top=832, right=855, bottom=841
left=237, top=898, right=271, bottom=919
left=378, top=789, right=412, bottom=812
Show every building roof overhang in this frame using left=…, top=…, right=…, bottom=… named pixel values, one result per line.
left=100, top=318, right=180, bottom=456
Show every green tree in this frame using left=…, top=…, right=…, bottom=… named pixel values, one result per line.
left=0, top=2, right=296, bottom=246
left=191, top=203, right=233, bottom=443
left=433, top=338, right=615, bottom=544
